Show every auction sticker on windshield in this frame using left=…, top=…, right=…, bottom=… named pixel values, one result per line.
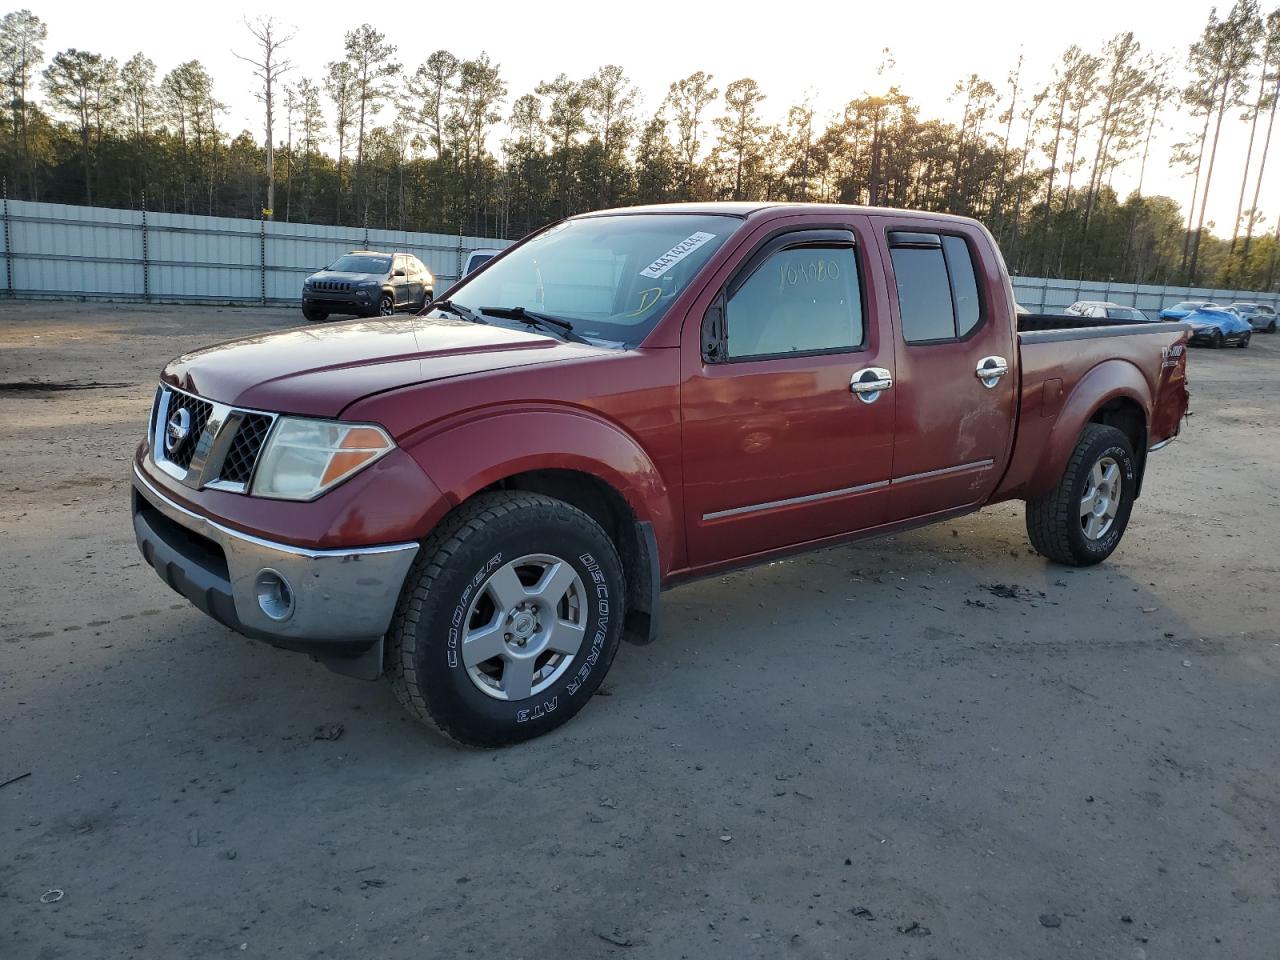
left=640, top=232, right=717, bottom=279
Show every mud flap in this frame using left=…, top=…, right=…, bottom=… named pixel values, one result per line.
left=623, top=520, right=660, bottom=645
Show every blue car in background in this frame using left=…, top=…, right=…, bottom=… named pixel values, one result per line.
left=1181, top=307, right=1253, bottom=348
left=1158, top=300, right=1220, bottom=320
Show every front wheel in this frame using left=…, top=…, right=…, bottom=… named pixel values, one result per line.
left=378, top=293, right=395, bottom=317
left=1211, top=331, right=1224, bottom=348
left=1238, top=334, right=1251, bottom=349
left=386, top=491, right=625, bottom=746
left=1267, top=320, right=1276, bottom=333
left=1026, top=424, right=1137, bottom=567
left=302, top=306, right=328, bottom=323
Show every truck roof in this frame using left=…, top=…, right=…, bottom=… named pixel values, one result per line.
left=575, top=201, right=983, bottom=225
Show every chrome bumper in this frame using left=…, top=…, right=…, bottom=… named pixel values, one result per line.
left=131, top=465, right=418, bottom=676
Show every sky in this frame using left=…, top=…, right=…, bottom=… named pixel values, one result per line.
left=29, top=0, right=1280, bottom=234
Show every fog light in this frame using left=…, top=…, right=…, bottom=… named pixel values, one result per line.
left=255, top=569, right=295, bottom=622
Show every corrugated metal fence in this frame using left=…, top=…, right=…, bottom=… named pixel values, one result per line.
left=1010, top=275, right=1280, bottom=315
left=0, top=198, right=514, bottom=305
left=2, top=198, right=1277, bottom=314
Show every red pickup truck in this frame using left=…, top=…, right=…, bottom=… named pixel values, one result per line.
left=132, top=203, right=1190, bottom=745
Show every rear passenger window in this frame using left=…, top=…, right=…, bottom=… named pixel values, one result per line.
left=890, top=233, right=984, bottom=342
left=725, top=245, right=863, bottom=359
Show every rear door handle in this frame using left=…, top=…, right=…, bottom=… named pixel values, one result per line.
left=976, top=356, right=1009, bottom=388
left=850, top=367, right=893, bottom=404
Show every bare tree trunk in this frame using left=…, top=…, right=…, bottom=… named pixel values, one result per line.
left=1243, top=74, right=1280, bottom=265
left=1190, top=81, right=1232, bottom=284
left=1181, top=102, right=1214, bottom=279
left=1228, top=61, right=1273, bottom=281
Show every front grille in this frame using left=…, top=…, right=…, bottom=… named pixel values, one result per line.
left=165, top=391, right=213, bottom=469
left=152, top=385, right=276, bottom=493
left=219, top=414, right=274, bottom=485
left=312, top=280, right=352, bottom=292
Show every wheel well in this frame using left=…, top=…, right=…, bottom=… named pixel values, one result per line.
left=1089, top=397, right=1148, bottom=496
left=483, top=469, right=655, bottom=639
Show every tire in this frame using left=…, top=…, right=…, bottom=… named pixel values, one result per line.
left=1211, top=331, right=1224, bottom=348
left=1026, top=424, right=1137, bottom=567
left=1268, top=320, right=1276, bottom=333
left=302, top=306, right=328, bottom=323
left=421, top=288, right=434, bottom=310
left=378, top=293, right=395, bottom=317
left=386, top=491, right=626, bottom=747
left=1238, top=334, right=1251, bottom=349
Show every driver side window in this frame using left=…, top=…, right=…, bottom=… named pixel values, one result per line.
left=725, top=245, right=863, bottom=359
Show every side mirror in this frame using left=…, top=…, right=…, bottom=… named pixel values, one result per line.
left=701, top=295, right=727, bottom=362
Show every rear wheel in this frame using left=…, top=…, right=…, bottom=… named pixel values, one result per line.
left=1026, top=424, right=1137, bottom=567
left=302, top=306, right=328, bottom=323
left=386, top=491, right=625, bottom=746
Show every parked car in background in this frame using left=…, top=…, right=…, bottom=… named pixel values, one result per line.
left=1229, top=302, right=1278, bottom=333
left=1182, top=307, right=1252, bottom=348
left=302, top=251, right=434, bottom=322
left=1065, top=301, right=1154, bottom=322
left=132, top=201, right=1190, bottom=746
left=1159, top=300, right=1220, bottom=321
left=463, top=248, right=505, bottom=276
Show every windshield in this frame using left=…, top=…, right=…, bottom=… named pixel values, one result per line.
left=443, top=214, right=738, bottom=344
left=1231, top=303, right=1257, bottom=314
left=327, top=254, right=390, bottom=274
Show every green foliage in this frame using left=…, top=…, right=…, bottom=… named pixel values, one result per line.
left=2, top=9, right=1279, bottom=291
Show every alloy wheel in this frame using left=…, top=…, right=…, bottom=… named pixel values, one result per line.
left=1080, top=456, right=1121, bottom=541
left=460, top=554, right=588, bottom=701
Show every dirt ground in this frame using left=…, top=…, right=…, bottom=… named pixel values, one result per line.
left=1, top=300, right=1278, bottom=960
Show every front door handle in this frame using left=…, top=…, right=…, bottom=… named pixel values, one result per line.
left=850, top=367, right=893, bottom=404
left=976, top=356, right=1009, bottom=389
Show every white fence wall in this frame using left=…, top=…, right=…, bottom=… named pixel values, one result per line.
left=1011, top=275, right=1280, bottom=315
left=3, top=198, right=1277, bottom=313
left=0, top=199, right=514, bottom=305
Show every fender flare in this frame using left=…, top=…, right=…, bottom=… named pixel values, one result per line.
left=402, top=406, right=680, bottom=574
left=1028, top=359, right=1152, bottom=500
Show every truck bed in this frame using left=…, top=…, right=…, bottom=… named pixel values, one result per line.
left=994, top=314, right=1191, bottom=503
left=1017, top=313, right=1189, bottom=339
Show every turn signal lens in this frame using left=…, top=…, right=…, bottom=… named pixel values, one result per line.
left=251, top=418, right=394, bottom=501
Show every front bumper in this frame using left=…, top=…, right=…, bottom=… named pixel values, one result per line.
left=302, top=290, right=378, bottom=315
left=131, top=465, right=418, bottom=678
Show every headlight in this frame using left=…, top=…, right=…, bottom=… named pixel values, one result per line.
left=251, top=418, right=394, bottom=500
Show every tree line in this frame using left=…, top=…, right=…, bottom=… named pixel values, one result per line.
left=2, top=4, right=1279, bottom=290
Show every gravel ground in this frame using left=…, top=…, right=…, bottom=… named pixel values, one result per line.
left=1, top=301, right=1278, bottom=960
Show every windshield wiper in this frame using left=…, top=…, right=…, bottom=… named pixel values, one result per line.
left=431, top=299, right=485, bottom=324
left=479, top=305, right=589, bottom=344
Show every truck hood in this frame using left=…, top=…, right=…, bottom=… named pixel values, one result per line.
left=162, top=316, right=613, bottom=418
